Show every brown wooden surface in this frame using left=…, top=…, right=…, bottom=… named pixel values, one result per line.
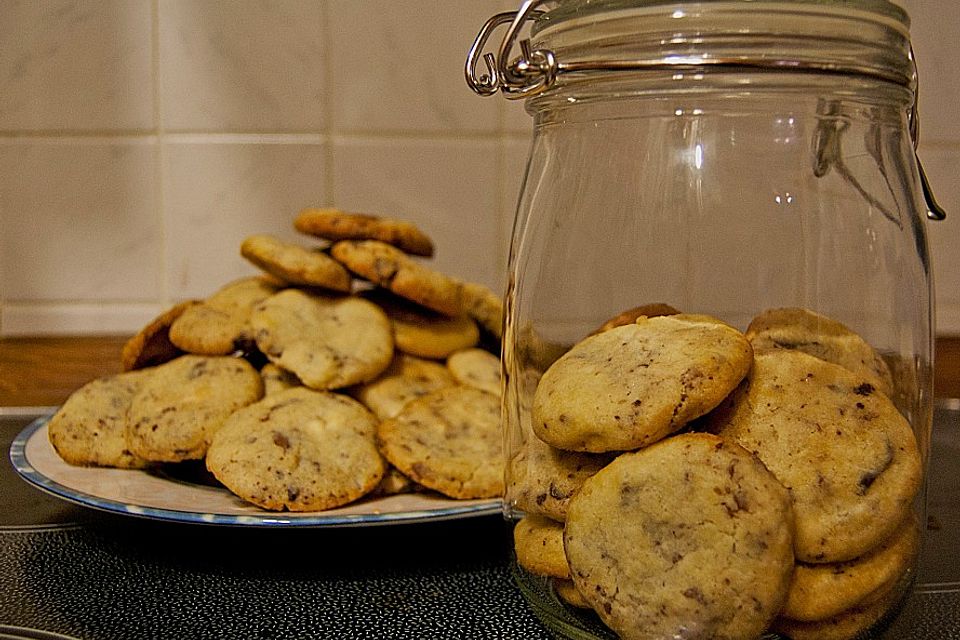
left=1, top=334, right=959, bottom=407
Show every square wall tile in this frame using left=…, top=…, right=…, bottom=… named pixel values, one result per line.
left=159, top=0, right=325, bottom=132
left=163, top=139, right=327, bottom=299
left=328, top=0, right=500, bottom=134
left=332, top=136, right=503, bottom=288
left=0, top=139, right=161, bottom=302
left=0, top=0, right=153, bottom=131
left=919, top=146, right=960, bottom=334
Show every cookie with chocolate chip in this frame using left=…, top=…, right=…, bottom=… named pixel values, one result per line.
left=295, top=207, right=434, bottom=257
left=240, top=233, right=352, bottom=292
left=745, top=307, right=895, bottom=397
left=351, top=353, right=455, bottom=421
left=513, top=514, right=570, bottom=579
left=206, top=387, right=385, bottom=511
left=532, top=314, right=753, bottom=452
left=126, top=355, right=263, bottom=462
left=48, top=370, right=153, bottom=468
left=709, top=349, right=922, bottom=563
left=331, top=240, right=465, bottom=316
left=251, top=289, right=393, bottom=391
left=377, top=386, right=503, bottom=499
left=563, top=433, right=795, bottom=640
left=169, top=277, right=282, bottom=356
left=447, top=347, right=500, bottom=396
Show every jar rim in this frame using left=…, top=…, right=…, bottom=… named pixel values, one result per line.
left=535, top=0, right=910, bottom=33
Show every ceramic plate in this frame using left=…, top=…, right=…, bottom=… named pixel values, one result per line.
left=10, top=417, right=501, bottom=527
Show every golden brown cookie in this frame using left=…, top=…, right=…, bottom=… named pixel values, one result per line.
left=532, top=314, right=753, bottom=452
left=589, top=302, right=680, bottom=336
left=563, top=433, right=795, bottom=640
left=206, top=387, right=385, bottom=511
left=773, top=580, right=903, bottom=640
left=331, top=240, right=464, bottom=316
left=553, top=579, right=591, bottom=609
left=782, top=516, right=919, bottom=622
left=260, top=363, right=301, bottom=395
left=121, top=300, right=200, bottom=371
left=169, top=277, right=283, bottom=356
left=709, top=349, right=923, bottom=563
left=510, top=431, right=614, bottom=522
left=461, top=281, right=503, bottom=339
left=251, top=289, right=393, bottom=390
left=745, top=307, right=895, bottom=397
left=240, top=233, right=352, bottom=292
left=350, top=353, right=455, bottom=421
left=47, top=370, right=153, bottom=469
left=513, top=514, right=570, bottom=579
left=362, top=288, right=478, bottom=359
left=447, top=348, right=500, bottom=396
left=294, top=207, right=434, bottom=257
left=377, top=386, right=503, bottom=499
left=126, top=355, right=263, bottom=462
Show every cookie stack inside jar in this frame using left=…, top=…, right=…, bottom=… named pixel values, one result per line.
left=507, top=305, right=924, bottom=640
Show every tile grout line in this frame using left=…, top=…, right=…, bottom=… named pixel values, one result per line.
left=153, top=0, right=169, bottom=308
left=321, top=0, right=336, bottom=207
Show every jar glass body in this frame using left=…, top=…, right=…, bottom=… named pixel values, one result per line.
left=501, top=4, right=934, bottom=639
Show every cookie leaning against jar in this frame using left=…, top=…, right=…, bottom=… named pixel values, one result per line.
left=707, top=348, right=922, bottom=563
left=532, top=314, right=753, bottom=452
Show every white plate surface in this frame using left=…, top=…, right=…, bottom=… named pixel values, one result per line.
left=10, top=417, right=501, bottom=527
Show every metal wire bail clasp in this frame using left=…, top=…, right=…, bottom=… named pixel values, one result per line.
left=465, top=0, right=556, bottom=99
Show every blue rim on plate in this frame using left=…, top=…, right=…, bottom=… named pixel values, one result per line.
left=10, top=416, right=502, bottom=528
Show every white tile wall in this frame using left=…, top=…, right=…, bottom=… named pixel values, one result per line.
left=0, top=0, right=957, bottom=336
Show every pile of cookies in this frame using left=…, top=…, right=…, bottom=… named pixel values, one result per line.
left=47, top=208, right=505, bottom=511
left=510, top=306, right=923, bottom=640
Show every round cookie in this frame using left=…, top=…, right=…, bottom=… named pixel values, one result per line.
left=47, top=370, right=153, bottom=469
left=127, top=355, right=263, bottom=462
left=260, top=363, right=301, bottom=396
left=121, top=300, right=199, bottom=371
left=782, top=516, right=919, bottom=622
left=251, top=289, right=393, bottom=391
left=510, top=432, right=614, bottom=522
left=745, top=307, right=895, bottom=397
left=362, top=288, right=478, bottom=359
left=294, top=207, right=434, bottom=257
left=532, top=314, right=753, bottom=452
left=589, top=302, right=680, bottom=336
left=377, top=386, right=503, bottom=499
left=169, top=276, right=282, bottom=356
left=331, top=240, right=465, bottom=316
left=206, top=387, right=385, bottom=511
left=240, top=234, right=352, bottom=292
left=350, top=353, right=455, bottom=421
left=513, top=514, right=570, bottom=579
left=461, top=281, right=503, bottom=339
left=710, top=349, right=923, bottom=563
left=563, top=433, right=795, bottom=640
left=447, top=348, right=501, bottom=396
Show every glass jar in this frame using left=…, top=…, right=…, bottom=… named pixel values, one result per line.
left=467, top=1, right=945, bottom=639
